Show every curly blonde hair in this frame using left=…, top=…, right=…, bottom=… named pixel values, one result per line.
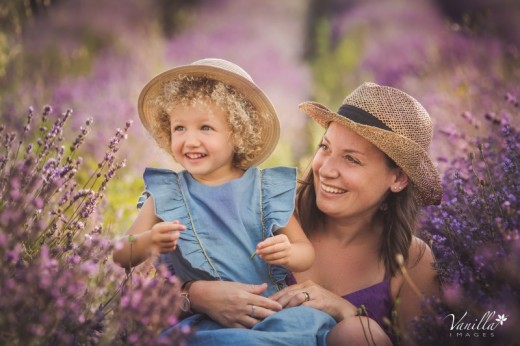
left=151, top=75, right=265, bottom=169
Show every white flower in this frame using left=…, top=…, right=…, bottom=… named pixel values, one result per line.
left=495, top=314, right=507, bottom=325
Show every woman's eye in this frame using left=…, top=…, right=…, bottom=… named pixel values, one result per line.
left=201, top=125, right=212, bottom=131
left=173, top=126, right=185, bottom=132
left=345, top=155, right=360, bottom=164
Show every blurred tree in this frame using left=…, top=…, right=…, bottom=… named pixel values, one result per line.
left=0, top=0, right=59, bottom=79
left=159, top=0, right=203, bottom=37
left=433, top=0, right=520, bottom=48
left=304, top=0, right=357, bottom=59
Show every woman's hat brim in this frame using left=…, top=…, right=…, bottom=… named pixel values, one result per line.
left=138, top=63, right=280, bottom=167
left=300, top=101, right=442, bottom=206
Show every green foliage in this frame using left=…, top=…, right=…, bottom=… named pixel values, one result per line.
left=309, top=18, right=368, bottom=106
left=261, top=139, right=296, bottom=169
left=102, top=171, right=145, bottom=235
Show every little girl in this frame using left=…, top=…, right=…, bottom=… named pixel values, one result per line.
left=113, top=59, right=335, bottom=345
left=114, top=57, right=314, bottom=291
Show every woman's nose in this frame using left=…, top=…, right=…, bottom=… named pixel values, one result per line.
left=318, top=156, right=340, bottom=179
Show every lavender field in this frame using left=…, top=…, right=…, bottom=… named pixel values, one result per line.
left=1, top=0, right=519, bottom=344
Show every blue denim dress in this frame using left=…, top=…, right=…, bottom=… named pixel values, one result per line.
left=142, top=167, right=336, bottom=345
left=143, top=166, right=295, bottom=295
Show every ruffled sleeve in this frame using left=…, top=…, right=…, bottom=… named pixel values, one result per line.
left=142, top=167, right=188, bottom=225
left=141, top=168, right=218, bottom=281
left=261, top=167, right=297, bottom=236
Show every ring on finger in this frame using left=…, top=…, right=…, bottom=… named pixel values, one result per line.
left=302, top=291, right=311, bottom=302
left=250, top=304, right=256, bottom=318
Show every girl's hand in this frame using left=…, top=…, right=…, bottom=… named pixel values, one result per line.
left=255, top=234, right=292, bottom=266
left=190, top=281, right=283, bottom=328
left=150, top=220, right=186, bottom=253
left=269, top=280, right=354, bottom=322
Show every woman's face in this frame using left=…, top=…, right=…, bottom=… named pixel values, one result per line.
left=312, top=122, right=402, bottom=221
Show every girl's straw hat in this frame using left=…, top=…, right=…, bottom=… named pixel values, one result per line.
left=300, top=82, right=442, bottom=206
left=137, top=58, right=280, bottom=167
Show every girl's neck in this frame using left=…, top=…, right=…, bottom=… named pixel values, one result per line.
left=190, top=166, right=245, bottom=186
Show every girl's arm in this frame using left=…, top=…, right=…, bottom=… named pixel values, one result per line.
left=255, top=214, right=315, bottom=272
left=112, top=197, right=185, bottom=269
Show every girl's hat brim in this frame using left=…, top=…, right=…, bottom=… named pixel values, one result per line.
left=299, top=101, right=442, bottom=206
left=137, top=59, right=280, bottom=167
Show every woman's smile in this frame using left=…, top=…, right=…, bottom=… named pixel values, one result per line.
left=320, top=182, right=347, bottom=195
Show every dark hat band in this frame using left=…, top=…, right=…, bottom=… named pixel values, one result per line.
left=337, top=104, right=392, bottom=131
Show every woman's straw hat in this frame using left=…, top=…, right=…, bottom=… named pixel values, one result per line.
left=300, top=82, right=442, bottom=206
left=137, top=58, right=280, bottom=167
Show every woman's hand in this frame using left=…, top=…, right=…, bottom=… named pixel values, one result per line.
left=271, top=281, right=392, bottom=345
left=269, top=280, right=355, bottom=322
left=189, top=281, right=283, bottom=328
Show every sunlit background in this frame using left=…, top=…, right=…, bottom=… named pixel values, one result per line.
left=2, top=0, right=519, bottom=236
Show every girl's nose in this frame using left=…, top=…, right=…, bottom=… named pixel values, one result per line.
left=184, top=131, right=201, bottom=147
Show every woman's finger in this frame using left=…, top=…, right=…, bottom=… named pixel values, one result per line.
left=274, top=288, right=302, bottom=307
left=270, top=282, right=306, bottom=299
left=239, top=315, right=260, bottom=329
left=254, top=295, right=282, bottom=310
left=249, top=305, right=275, bottom=320
left=233, top=282, right=282, bottom=312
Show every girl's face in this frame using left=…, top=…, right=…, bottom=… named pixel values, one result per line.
left=169, top=102, right=242, bottom=185
left=312, top=122, right=405, bottom=222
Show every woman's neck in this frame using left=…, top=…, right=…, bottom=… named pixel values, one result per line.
left=318, top=214, right=383, bottom=247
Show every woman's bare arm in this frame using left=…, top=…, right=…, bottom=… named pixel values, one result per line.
left=395, top=237, right=439, bottom=332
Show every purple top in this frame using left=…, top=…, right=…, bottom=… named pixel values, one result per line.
left=287, top=274, right=395, bottom=342
left=342, top=277, right=393, bottom=329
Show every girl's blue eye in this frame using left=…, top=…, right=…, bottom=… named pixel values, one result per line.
left=173, top=126, right=185, bottom=132
left=201, top=125, right=212, bottom=131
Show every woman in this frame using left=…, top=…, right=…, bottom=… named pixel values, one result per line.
left=183, top=82, right=443, bottom=345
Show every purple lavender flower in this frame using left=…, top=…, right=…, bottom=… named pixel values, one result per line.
left=413, top=96, right=520, bottom=344
left=0, top=105, right=186, bottom=344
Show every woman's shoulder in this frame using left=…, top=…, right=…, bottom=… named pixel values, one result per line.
left=390, top=236, right=438, bottom=298
left=407, top=236, right=435, bottom=270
